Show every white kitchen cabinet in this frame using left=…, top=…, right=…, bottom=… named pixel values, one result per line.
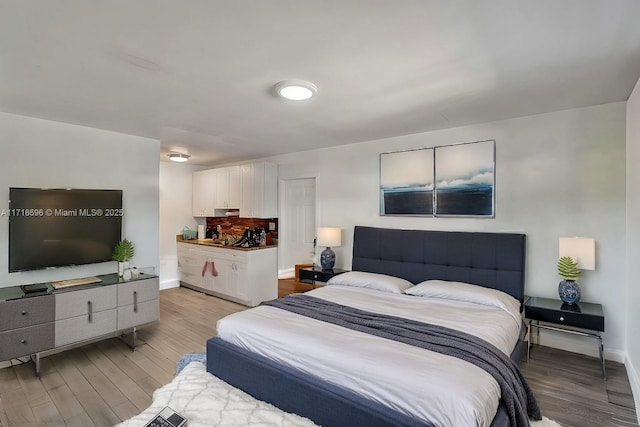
left=193, top=169, right=217, bottom=217
left=177, top=242, right=277, bottom=306
left=213, top=166, right=241, bottom=210
left=240, top=162, right=278, bottom=218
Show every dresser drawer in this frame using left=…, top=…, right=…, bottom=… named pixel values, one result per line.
left=0, top=323, right=54, bottom=360
left=117, top=299, right=159, bottom=330
left=55, top=309, right=117, bottom=347
left=525, top=306, right=604, bottom=331
left=117, top=277, right=159, bottom=306
left=0, top=295, right=54, bottom=331
left=55, top=286, right=117, bottom=320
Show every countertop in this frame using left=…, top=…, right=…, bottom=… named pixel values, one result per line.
left=176, top=236, right=277, bottom=251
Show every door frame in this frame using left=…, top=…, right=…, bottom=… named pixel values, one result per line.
left=278, top=176, right=316, bottom=277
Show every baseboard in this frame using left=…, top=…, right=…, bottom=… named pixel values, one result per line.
left=625, top=357, right=640, bottom=424
left=160, top=278, right=180, bottom=290
left=278, top=268, right=294, bottom=279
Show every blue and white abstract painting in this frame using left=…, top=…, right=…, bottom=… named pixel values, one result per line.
left=434, top=140, right=495, bottom=216
left=380, top=148, right=434, bottom=215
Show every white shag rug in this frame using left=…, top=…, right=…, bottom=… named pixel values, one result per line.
left=117, top=361, right=562, bottom=427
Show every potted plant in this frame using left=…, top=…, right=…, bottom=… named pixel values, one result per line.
left=557, top=256, right=581, bottom=304
left=113, top=239, right=135, bottom=277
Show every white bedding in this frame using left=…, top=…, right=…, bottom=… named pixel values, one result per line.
left=217, top=285, right=523, bottom=427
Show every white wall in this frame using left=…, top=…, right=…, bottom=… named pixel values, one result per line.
left=0, top=112, right=159, bottom=286
left=273, top=102, right=627, bottom=358
left=626, top=78, right=640, bottom=419
left=159, top=161, right=204, bottom=289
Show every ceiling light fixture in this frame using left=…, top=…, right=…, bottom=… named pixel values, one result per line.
left=168, top=153, right=190, bottom=162
left=274, top=80, right=318, bottom=101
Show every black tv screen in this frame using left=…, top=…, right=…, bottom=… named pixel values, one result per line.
left=9, top=188, right=123, bottom=272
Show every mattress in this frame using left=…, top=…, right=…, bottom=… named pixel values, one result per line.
left=217, top=284, right=523, bottom=427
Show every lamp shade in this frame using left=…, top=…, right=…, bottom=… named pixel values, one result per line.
left=559, top=237, right=595, bottom=270
left=317, top=227, right=341, bottom=248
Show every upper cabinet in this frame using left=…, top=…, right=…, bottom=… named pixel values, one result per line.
left=214, top=166, right=241, bottom=209
left=193, top=169, right=216, bottom=217
left=193, top=162, right=277, bottom=218
left=241, top=162, right=277, bottom=218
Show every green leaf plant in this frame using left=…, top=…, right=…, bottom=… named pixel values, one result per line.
left=112, top=239, right=135, bottom=263
left=557, top=256, right=580, bottom=280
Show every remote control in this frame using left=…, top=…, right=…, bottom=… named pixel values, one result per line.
left=144, top=406, right=186, bottom=427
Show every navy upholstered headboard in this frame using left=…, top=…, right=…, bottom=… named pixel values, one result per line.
left=352, top=226, right=526, bottom=303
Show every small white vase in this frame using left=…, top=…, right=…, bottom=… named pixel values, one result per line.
left=117, top=261, right=129, bottom=277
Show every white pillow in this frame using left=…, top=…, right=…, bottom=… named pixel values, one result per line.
left=404, top=279, right=521, bottom=315
left=327, top=271, right=414, bottom=294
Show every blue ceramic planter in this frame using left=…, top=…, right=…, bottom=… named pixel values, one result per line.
left=558, top=280, right=581, bottom=304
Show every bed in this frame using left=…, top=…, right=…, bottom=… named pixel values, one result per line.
left=207, top=226, right=538, bottom=426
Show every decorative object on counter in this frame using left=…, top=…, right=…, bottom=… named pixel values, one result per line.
left=113, top=239, right=135, bottom=277
left=182, top=226, right=197, bottom=240
left=197, top=225, right=205, bottom=240
left=557, top=237, right=596, bottom=304
left=317, top=227, right=342, bottom=271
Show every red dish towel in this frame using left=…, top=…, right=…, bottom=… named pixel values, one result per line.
left=202, top=260, right=218, bottom=277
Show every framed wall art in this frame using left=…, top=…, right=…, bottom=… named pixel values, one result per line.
left=379, top=148, right=434, bottom=215
left=379, top=140, right=495, bottom=217
left=434, top=140, right=495, bottom=217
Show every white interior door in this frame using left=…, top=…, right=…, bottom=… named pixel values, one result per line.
left=281, top=178, right=316, bottom=273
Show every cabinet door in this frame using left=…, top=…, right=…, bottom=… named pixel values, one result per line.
left=231, top=261, right=248, bottom=299
left=193, top=169, right=216, bottom=216
left=228, top=166, right=242, bottom=208
left=240, top=164, right=253, bottom=217
left=240, top=162, right=278, bottom=218
left=214, top=168, right=229, bottom=208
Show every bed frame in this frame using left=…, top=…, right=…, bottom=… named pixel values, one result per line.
left=207, top=226, right=527, bottom=427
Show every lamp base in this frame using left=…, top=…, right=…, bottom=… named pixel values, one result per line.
left=558, top=279, right=581, bottom=305
left=320, top=247, right=336, bottom=271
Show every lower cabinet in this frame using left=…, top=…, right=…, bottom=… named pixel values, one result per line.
left=177, top=242, right=276, bottom=306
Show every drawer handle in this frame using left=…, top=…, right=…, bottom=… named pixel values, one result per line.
left=559, top=316, right=565, bottom=321
left=20, top=339, right=26, bottom=344
left=134, top=291, right=138, bottom=313
left=88, top=301, right=93, bottom=322
left=21, top=311, right=27, bottom=315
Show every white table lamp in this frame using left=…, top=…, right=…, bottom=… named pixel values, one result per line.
left=317, top=227, right=341, bottom=270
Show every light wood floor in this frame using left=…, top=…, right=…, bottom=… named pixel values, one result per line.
left=0, top=284, right=637, bottom=427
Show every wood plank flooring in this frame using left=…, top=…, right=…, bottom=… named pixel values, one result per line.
left=0, top=283, right=637, bottom=427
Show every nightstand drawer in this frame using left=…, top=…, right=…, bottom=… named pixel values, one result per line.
left=299, top=267, right=349, bottom=284
left=526, top=305, right=604, bottom=331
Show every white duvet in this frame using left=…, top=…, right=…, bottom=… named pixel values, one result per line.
left=217, top=285, right=523, bottom=427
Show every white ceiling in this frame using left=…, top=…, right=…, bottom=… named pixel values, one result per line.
left=2, top=1, right=640, bottom=166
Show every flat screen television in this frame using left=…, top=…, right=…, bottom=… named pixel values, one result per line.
left=8, top=188, right=123, bottom=272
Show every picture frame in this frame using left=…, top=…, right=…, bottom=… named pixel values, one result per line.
left=379, top=148, right=434, bottom=216
left=379, top=140, right=495, bottom=217
left=434, top=140, right=495, bottom=217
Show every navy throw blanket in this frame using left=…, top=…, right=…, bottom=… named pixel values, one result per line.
left=262, top=294, right=541, bottom=427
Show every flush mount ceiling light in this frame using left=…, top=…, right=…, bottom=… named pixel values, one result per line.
left=274, top=80, right=318, bottom=101
left=168, top=153, right=190, bottom=162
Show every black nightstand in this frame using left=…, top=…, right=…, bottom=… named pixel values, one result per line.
left=298, top=266, right=349, bottom=286
left=525, top=296, right=605, bottom=378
